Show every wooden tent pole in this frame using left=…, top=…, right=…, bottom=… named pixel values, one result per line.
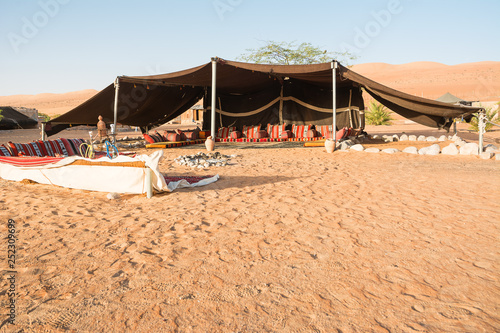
left=332, top=60, right=338, bottom=145
left=113, top=77, right=120, bottom=144
left=211, top=57, right=217, bottom=139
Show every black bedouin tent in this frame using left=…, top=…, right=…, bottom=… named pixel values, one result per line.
left=46, top=59, right=481, bottom=137
left=0, top=106, right=38, bottom=130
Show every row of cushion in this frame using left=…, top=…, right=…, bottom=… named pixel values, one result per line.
left=216, top=124, right=355, bottom=140
left=0, top=138, right=86, bottom=157
left=143, top=129, right=199, bottom=144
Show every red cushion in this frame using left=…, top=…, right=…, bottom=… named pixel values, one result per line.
left=28, top=142, right=44, bottom=157
left=336, top=128, right=347, bottom=140
left=183, top=131, right=198, bottom=140
left=292, top=124, right=312, bottom=138
left=266, top=123, right=286, bottom=138
left=0, top=145, right=12, bottom=156
left=217, top=127, right=235, bottom=139
left=155, top=131, right=166, bottom=142
left=280, top=130, right=293, bottom=139
left=242, top=125, right=261, bottom=139
left=165, top=133, right=181, bottom=142
left=58, top=138, right=76, bottom=156
left=143, top=134, right=156, bottom=143
left=36, top=141, right=48, bottom=156
left=255, top=130, right=268, bottom=139
left=230, top=131, right=242, bottom=139
left=306, top=129, right=318, bottom=138
left=316, top=125, right=333, bottom=138
left=43, top=141, right=56, bottom=157
left=8, top=142, right=21, bottom=156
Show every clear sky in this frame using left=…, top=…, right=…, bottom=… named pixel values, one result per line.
left=1, top=0, right=499, bottom=95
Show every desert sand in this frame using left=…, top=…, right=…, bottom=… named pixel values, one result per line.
left=0, top=125, right=499, bottom=332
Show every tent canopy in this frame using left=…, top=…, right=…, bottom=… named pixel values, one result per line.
left=47, top=59, right=482, bottom=136
left=0, top=106, right=38, bottom=130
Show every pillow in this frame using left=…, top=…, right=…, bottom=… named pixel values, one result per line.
left=8, top=142, right=22, bottom=156
left=183, top=131, right=198, bottom=140
left=36, top=141, right=49, bottom=156
left=29, top=142, right=44, bottom=157
left=165, top=132, right=181, bottom=142
left=54, top=139, right=69, bottom=156
left=68, top=139, right=85, bottom=156
left=217, top=127, right=235, bottom=139
left=155, top=131, right=166, bottom=142
left=242, top=125, right=261, bottom=139
left=143, top=134, right=156, bottom=144
left=58, top=138, right=76, bottom=156
left=316, top=125, right=333, bottom=138
left=266, top=124, right=286, bottom=138
left=43, top=141, right=56, bottom=157
left=291, top=124, right=312, bottom=138
left=0, top=145, right=12, bottom=156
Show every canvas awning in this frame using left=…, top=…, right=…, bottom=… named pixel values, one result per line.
left=46, top=59, right=482, bottom=136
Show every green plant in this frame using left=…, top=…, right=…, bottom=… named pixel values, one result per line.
left=469, top=104, right=498, bottom=132
left=238, top=40, right=358, bottom=66
left=0, top=109, right=3, bottom=122
left=365, top=101, right=393, bottom=125
left=38, top=112, right=51, bottom=122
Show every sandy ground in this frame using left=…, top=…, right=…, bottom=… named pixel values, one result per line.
left=0, top=124, right=499, bottom=332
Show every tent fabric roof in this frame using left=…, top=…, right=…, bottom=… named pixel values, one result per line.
left=0, top=106, right=38, bottom=130
left=436, top=92, right=466, bottom=104
left=46, top=58, right=482, bottom=136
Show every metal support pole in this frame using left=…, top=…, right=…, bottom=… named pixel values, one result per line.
left=332, top=60, right=338, bottom=144
left=113, top=77, right=120, bottom=144
left=478, top=111, right=485, bottom=153
left=453, top=119, right=457, bottom=135
left=211, top=57, right=217, bottom=139
left=41, top=122, right=46, bottom=141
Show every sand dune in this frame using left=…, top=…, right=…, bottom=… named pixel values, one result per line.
left=0, top=143, right=498, bottom=332
left=0, top=61, right=498, bottom=118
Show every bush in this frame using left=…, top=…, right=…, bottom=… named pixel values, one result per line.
left=365, top=101, right=393, bottom=125
left=0, top=109, right=3, bottom=122
left=469, top=104, right=498, bottom=132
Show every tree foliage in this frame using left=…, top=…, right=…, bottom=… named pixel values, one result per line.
left=0, top=109, right=3, bottom=122
left=238, top=40, right=357, bottom=66
left=469, top=104, right=498, bottom=132
left=366, top=101, right=393, bottom=126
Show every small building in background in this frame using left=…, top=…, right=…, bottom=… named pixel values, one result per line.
left=168, top=100, right=204, bottom=125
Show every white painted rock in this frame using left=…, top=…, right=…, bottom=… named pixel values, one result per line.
left=426, top=136, right=437, bottom=142
left=382, top=148, right=399, bottom=154
left=485, top=144, right=498, bottom=153
left=408, top=135, right=417, bottom=141
left=417, top=135, right=427, bottom=141
left=107, top=192, right=121, bottom=200
left=365, top=147, right=380, bottom=153
left=350, top=144, right=365, bottom=152
left=400, top=134, right=408, bottom=141
left=340, top=141, right=352, bottom=150
left=402, top=146, right=418, bottom=154
left=426, top=144, right=441, bottom=155
left=392, top=134, right=399, bottom=141
left=480, top=152, right=493, bottom=160
left=441, top=143, right=459, bottom=155
left=460, top=142, right=479, bottom=155
left=438, top=135, right=447, bottom=142
left=496, top=154, right=500, bottom=161
left=452, top=134, right=459, bottom=141
left=371, top=135, right=381, bottom=140
left=418, top=146, right=430, bottom=155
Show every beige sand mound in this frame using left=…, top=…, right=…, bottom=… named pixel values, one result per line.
left=0, top=143, right=498, bottom=332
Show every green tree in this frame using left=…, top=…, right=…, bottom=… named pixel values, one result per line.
left=469, top=104, right=498, bottom=132
left=366, top=101, right=393, bottom=125
left=238, top=40, right=357, bottom=66
left=0, top=109, right=3, bottom=122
